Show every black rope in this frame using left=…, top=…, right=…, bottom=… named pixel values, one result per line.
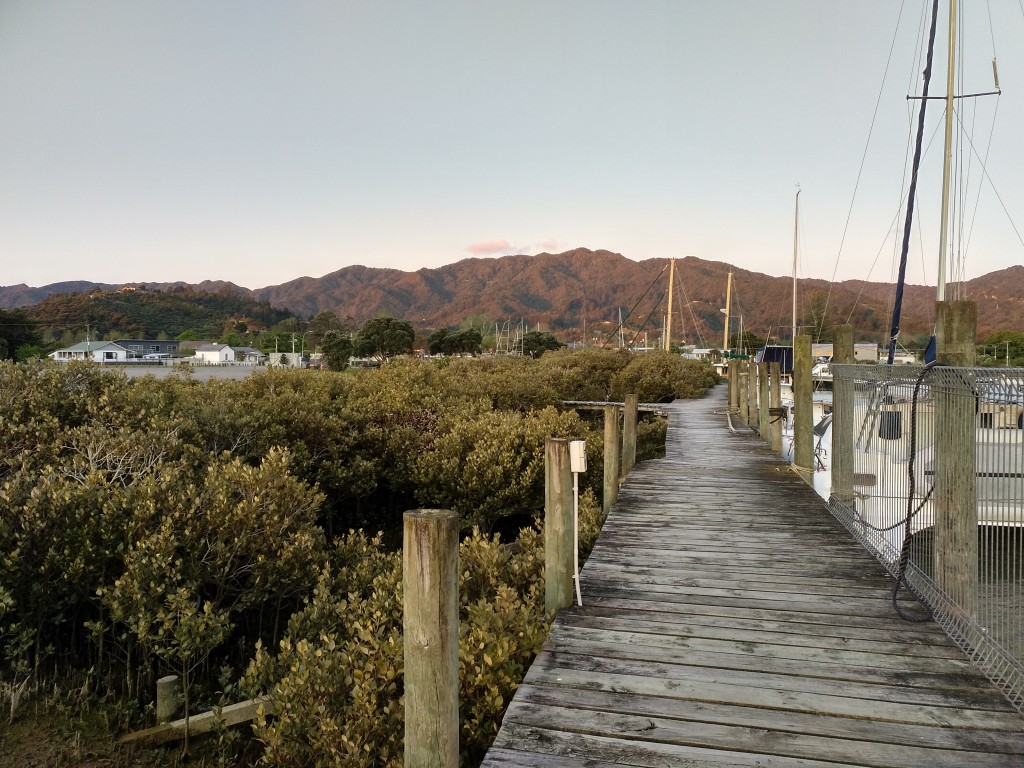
left=890, top=362, right=937, bottom=622
left=887, top=0, right=941, bottom=366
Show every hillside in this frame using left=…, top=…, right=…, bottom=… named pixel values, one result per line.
left=250, top=249, right=948, bottom=345
left=22, top=287, right=296, bottom=341
left=4, top=250, right=1024, bottom=345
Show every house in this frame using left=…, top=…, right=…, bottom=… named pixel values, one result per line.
left=232, top=347, right=266, bottom=365
left=49, top=341, right=131, bottom=364
left=194, top=343, right=235, bottom=364
left=114, top=339, right=180, bottom=359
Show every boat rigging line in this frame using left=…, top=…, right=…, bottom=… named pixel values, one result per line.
left=887, top=0, right=942, bottom=365
left=601, top=261, right=668, bottom=349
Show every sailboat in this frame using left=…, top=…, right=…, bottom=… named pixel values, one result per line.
left=791, top=0, right=1021, bottom=541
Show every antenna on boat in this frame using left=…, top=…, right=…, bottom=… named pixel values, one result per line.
left=792, top=185, right=800, bottom=347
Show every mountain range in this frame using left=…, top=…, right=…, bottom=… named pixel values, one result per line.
left=3, top=249, right=1022, bottom=345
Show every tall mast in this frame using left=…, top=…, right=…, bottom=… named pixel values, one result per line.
left=937, top=0, right=957, bottom=301
left=723, top=271, right=733, bottom=352
left=792, top=187, right=800, bottom=345
left=664, top=258, right=675, bottom=351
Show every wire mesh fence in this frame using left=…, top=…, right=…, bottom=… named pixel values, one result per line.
left=829, top=363, right=1024, bottom=713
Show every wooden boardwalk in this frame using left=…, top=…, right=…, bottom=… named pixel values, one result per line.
left=482, top=386, right=1024, bottom=767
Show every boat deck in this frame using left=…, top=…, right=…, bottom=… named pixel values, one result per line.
left=482, top=385, right=1024, bottom=767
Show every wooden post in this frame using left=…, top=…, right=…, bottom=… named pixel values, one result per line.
left=737, top=361, right=749, bottom=427
left=403, top=509, right=459, bottom=768
left=757, top=363, right=770, bottom=441
left=934, top=300, right=977, bottom=615
left=156, top=675, right=180, bottom=725
left=769, top=362, right=783, bottom=454
left=603, top=405, right=621, bottom=515
left=831, top=324, right=855, bottom=506
left=727, top=358, right=738, bottom=413
left=621, top=393, right=638, bottom=479
left=545, top=438, right=574, bottom=616
left=793, top=335, right=813, bottom=484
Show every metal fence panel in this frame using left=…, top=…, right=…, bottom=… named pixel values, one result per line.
left=829, top=363, right=1024, bottom=713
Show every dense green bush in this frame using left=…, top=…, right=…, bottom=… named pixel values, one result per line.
left=610, top=350, right=719, bottom=402
left=0, top=350, right=714, bottom=765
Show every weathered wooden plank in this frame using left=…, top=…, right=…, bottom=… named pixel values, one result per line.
left=558, top=602, right=953, bottom=645
left=513, top=684, right=1024, bottom=754
left=555, top=612, right=969, bottom=660
left=580, top=593, right=946, bottom=633
left=501, top=701, right=1024, bottom=768
left=540, top=635, right=995, bottom=693
left=489, top=724, right=848, bottom=768
left=527, top=651, right=1019, bottom=718
left=119, top=697, right=273, bottom=745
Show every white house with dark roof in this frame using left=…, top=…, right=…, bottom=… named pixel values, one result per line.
left=194, top=343, right=235, bottom=364
left=49, top=341, right=131, bottom=363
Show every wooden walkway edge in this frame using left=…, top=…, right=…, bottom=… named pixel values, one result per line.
left=481, top=385, right=1024, bottom=767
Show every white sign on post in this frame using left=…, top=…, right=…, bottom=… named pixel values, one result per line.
left=569, top=440, right=586, bottom=606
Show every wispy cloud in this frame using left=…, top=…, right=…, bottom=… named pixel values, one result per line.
left=466, top=238, right=514, bottom=255
left=534, top=239, right=562, bottom=253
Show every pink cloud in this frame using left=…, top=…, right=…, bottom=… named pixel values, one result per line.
left=534, top=239, right=561, bottom=252
left=466, top=238, right=514, bottom=255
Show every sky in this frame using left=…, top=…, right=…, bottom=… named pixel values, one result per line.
left=2, top=1, right=1024, bottom=291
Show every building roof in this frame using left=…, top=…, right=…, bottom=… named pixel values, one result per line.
left=53, top=341, right=128, bottom=353
left=195, top=343, right=231, bottom=352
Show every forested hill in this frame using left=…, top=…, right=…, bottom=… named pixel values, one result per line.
left=5, top=249, right=1024, bottom=342
left=23, top=287, right=297, bottom=341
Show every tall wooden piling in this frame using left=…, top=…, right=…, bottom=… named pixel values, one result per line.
left=603, top=405, right=621, bottom=515
left=933, top=301, right=978, bottom=616
left=621, top=393, right=638, bottom=479
left=757, top=363, right=770, bottom=441
left=403, top=509, right=459, bottom=768
left=545, top=438, right=574, bottom=616
left=831, top=324, right=855, bottom=506
left=727, top=358, right=738, bottom=413
left=793, top=335, right=813, bottom=484
left=769, top=362, right=783, bottom=453
left=737, top=362, right=749, bottom=427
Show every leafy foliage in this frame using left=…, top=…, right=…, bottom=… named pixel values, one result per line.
left=610, top=350, right=720, bottom=402
left=428, top=328, right=483, bottom=356
left=0, top=349, right=714, bottom=765
left=521, top=330, right=563, bottom=358
left=320, top=329, right=353, bottom=371
left=353, top=317, right=415, bottom=362
left=23, top=288, right=295, bottom=342
left=0, top=308, right=42, bottom=361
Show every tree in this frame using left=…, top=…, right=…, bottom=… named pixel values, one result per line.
left=0, top=309, right=42, bottom=361
left=354, top=317, right=415, bottom=362
left=320, top=330, right=353, bottom=371
left=455, top=328, right=483, bottom=355
left=729, top=330, right=766, bottom=355
left=521, top=331, right=563, bottom=358
left=14, top=344, right=43, bottom=362
left=305, top=311, right=344, bottom=353
left=982, top=331, right=1024, bottom=366
left=428, top=328, right=454, bottom=356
